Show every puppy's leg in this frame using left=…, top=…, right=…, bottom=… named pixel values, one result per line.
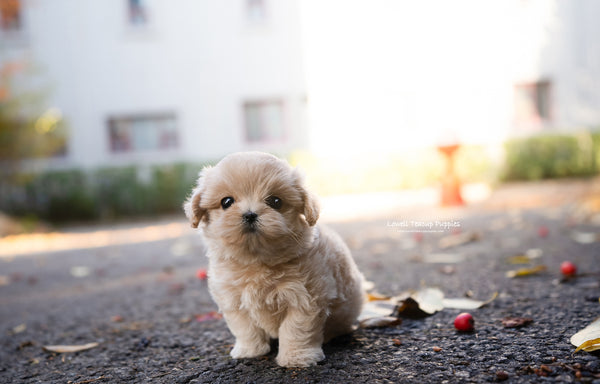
left=276, top=309, right=326, bottom=367
left=223, top=311, right=271, bottom=359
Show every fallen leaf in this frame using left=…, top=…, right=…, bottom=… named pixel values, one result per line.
left=412, top=287, right=444, bottom=314
left=195, top=311, right=223, bottom=322
left=571, top=317, right=600, bottom=353
left=70, top=266, right=91, bottom=278
left=360, top=287, right=494, bottom=326
left=359, top=316, right=402, bottom=328
left=438, top=231, right=479, bottom=249
left=392, top=297, right=431, bottom=319
left=442, top=292, right=498, bottom=310
left=574, top=338, right=600, bottom=353
left=502, top=317, right=534, bottom=328
left=358, top=300, right=396, bottom=321
left=10, top=323, right=26, bottom=335
left=506, top=265, right=547, bottom=278
left=43, top=342, right=99, bottom=353
left=367, top=292, right=391, bottom=301
left=571, top=231, right=599, bottom=244
left=506, top=255, right=532, bottom=265
left=432, top=346, right=442, bottom=352
left=507, top=249, right=543, bottom=265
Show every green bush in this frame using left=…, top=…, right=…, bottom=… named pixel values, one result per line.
left=502, top=131, right=600, bottom=181
left=0, top=163, right=206, bottom=223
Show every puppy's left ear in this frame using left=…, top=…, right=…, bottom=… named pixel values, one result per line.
left=302, top=189, right=320, bottom=226
left=183, top=169, right=210, bottom=228
left=293, top=168, right=320, bottom=226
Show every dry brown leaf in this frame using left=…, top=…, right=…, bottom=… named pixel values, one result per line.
left=43, top=342, right=99, bottom=353
left=393, top=297, right=432, bottom=319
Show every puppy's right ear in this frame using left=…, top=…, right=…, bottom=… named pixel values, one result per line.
left=183, top=170, right=209, bottom=228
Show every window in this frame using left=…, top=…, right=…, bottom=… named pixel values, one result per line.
left=128, top=0, right=148, bottom=26
left=244, top=100, right=285, bottom=142
left=0, top=0, right=22, bottom=32
left=108, top=113, right=178, bottom=153
left=514, top=81, right=552, bottom=125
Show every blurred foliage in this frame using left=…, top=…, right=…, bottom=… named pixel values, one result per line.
left=0, top=163, right=206, bottom=223
left=502, top=131, right=600, bottom=181
left=0, top=60, right=67, bottom=173
left=290, top=144, right=500, bottom=196
left=2, top=131, right=599, bottom=223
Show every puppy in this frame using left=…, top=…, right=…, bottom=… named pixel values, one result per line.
left=184, top=152, right=365, bottom=367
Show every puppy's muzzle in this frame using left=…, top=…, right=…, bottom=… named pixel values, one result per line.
left=242, top=211, right=259, bottom=231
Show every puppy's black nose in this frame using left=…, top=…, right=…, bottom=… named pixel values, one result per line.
left=242, top=211, right=258, bottom=224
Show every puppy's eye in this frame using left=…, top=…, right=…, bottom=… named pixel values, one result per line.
left=221, top=197, right=234, bottom=209
left=265, top=196, right=282, bottom=210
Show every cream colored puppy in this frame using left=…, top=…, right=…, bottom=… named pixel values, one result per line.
left=184, top=152, right=364, bottom=367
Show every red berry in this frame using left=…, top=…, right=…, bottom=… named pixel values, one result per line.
left=454, top=312, right=474, bottom=332
left=538, top=226, right=549, bottom=238
left=560, top=261, right=577, bottom=277
left=196, top=268, right=208, bottom=280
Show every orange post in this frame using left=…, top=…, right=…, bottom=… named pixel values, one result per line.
left=437, top=144, right=464, bottom=207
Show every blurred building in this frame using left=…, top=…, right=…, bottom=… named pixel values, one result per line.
left=1, top=0, right=600, bottom=169
left=1, top=0, right=307, bottom=169
left=301, top=0, right=600, bottom=155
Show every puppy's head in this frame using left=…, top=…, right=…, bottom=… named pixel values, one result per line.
left=184, top=152, right=319, bottom=261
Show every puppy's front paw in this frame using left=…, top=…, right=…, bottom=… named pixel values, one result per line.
left=276, top=347, right=325, bottom=367
left=230, top=341, right=271, bottom=359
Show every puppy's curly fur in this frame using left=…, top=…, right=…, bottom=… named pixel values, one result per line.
left=184, top=152, right=365, bottom=367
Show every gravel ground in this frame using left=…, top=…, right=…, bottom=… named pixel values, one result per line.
left=1, top=180, right=599, bottom=383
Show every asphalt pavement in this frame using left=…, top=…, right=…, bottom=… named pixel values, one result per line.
left=1, top=179, right=599, bottom=383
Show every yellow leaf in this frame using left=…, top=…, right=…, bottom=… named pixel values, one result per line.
left=506, top=265, right=547, bottom=278
left=506, top=255, right=531, bottom=264
left=574, top=338, right=600, bottom=353
left=367, top=292, right=390, bottom=301
left=571, top=317, right=600, bottom=353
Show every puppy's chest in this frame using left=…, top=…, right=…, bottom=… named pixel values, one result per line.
left=213, top=268, right=310, bottom=314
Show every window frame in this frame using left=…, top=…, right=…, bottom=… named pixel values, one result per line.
left=107, top=112, right=179, bottom=154
left=243, top=98, right=287, bottom=144
left=513, top=80, right=553, bottom=127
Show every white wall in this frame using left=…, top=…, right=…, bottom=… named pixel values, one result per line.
left=9, top=0, right=306, bottom=169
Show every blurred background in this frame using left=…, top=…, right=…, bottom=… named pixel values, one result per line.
left=1, top=0, right=599, bottom=227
